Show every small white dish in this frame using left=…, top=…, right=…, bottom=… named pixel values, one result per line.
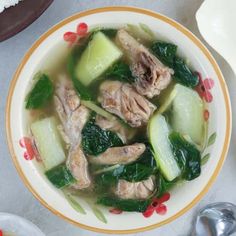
left=196, top=0, right=236, bottom=74
left=0, top=213, right=45, bottom=236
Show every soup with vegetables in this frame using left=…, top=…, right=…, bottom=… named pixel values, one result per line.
left=25, top=23, right=207, bottom=214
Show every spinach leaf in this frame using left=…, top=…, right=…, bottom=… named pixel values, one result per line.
left=26, top=74, right=53, bottom=109
left=95, top=165, right=125, bottom=190
left=120, top=163, right=156, bottom=182
left=105, top=61, right=135, bottom=83
left=151, top=41, right=199, bottom=88
left=67, top=37, right=94, bottom=101
left=45, top=164, right=75, bottom=189
left=138, top=143, right=156, bottom=168
left=82, top=118, right=123, bottom=156
left=169, top=132, right=201, bottom=181
left=100, top=28, right=117, bottom=38
left=118, top=144, right=157, bottom=182
left=90, top=28, right=117, bottom=38
left=95, top=143, right=156, bottom=185
left=95, top=163, right=154, bottom=189
left=157, top=174, right=176, bottom=197
left=173, top=57, right=199, bottom=88
left=71, top=73, right=93, bottom=101
left=151, top=42, right=177, bottom=68
left=97, top=196, right=151, bottom=212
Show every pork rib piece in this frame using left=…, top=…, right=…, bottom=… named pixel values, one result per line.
left=99, top=80, right=156, bottom=127
left=88, top=143, right=145, bottom=165
left=117, top=29, right=173, bottom=98
left=95, top=115, right=135, bottom=143
left=67, top=144, right=91, bottom=189
left=54, top=76, right=91, bottom=189
left=54, top=77, right=89, bottom=146
left=115, top=176, right=156, bottom=199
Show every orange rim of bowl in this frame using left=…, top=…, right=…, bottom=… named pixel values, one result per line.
left=5, top=6, right=232, bottom=234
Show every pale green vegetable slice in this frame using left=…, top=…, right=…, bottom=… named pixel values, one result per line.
left=158, top=84, right=204, bottom=145
left=148, top=114, right=181, bottom=181
left=76, top=32, right=123, bottom=85
left=31, top=117, right=66, bottom=170
left=171, top=84, right=204, bottom=145
left=158, top=86, right=178, bottom=114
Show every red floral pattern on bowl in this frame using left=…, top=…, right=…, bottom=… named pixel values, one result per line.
left=19, top=137, right=40, bottom=161
left=195, top=72, right=214, bottom=103
left=63, top=22, right=88, bottom=46
left=143, top=193, right=170, bottom=218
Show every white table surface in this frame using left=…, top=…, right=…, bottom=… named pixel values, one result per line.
left=0, top=0, right=235, bottom=235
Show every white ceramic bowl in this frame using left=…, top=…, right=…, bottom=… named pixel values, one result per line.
left=0, top=213, right=45, bottom=236
left=196, top=0, right=236, bottom=74
left=6, top=7, right=232, bottom=234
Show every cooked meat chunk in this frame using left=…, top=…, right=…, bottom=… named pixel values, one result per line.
left=99, top=81, right=156, bottom=127
left=117, top=29, right=173, bottom=98
left=67, top=144, right=91, bottom=189
left=95, top=115, right=135, bottom=143
left=54, top=77, right=90, bottom=145
left=54, top=76, right=91, bottom=189
left=115, top=176, right=155, bottom=199
left=88, top=143, right=145, bottom=165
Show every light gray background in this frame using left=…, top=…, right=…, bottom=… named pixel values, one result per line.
left=0, top=0, right=235, bottom=235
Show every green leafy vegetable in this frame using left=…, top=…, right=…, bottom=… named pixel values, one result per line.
left=151, top=41, right=199, bottom=87
left=157, top=174, right=176, bottom=197
left=45, top=164, right=75, bottom=188
left=105, top=61, right=135, bottom=83
left=26, top=73, right=53, bottom=109
left=100, top=28, right=117, bottom=38
left=94, top=166, right=155, bottom=195
left=90, top=28, right=118, bottom=38
left=173, top=57, right=199, bottom=88
left=95, top=165, right=125, bottom=190
left=118, top=144, right=157, bottom=182
left=138, top=143, right=156, bottom=168
left=120, top=163, right=155, bottom=182
left=151, top=42, right=177, bottom=68
left=72, top=75, right=93, bottom=101
left=97, top=196, right=151, bottom=212
left=95, top=143, right=156, bottom=188
left=95, top=164, right=153, bottom=190
left=169, top=132, right=201, bottom=181
left=82, top=118, right=123, bottom=156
